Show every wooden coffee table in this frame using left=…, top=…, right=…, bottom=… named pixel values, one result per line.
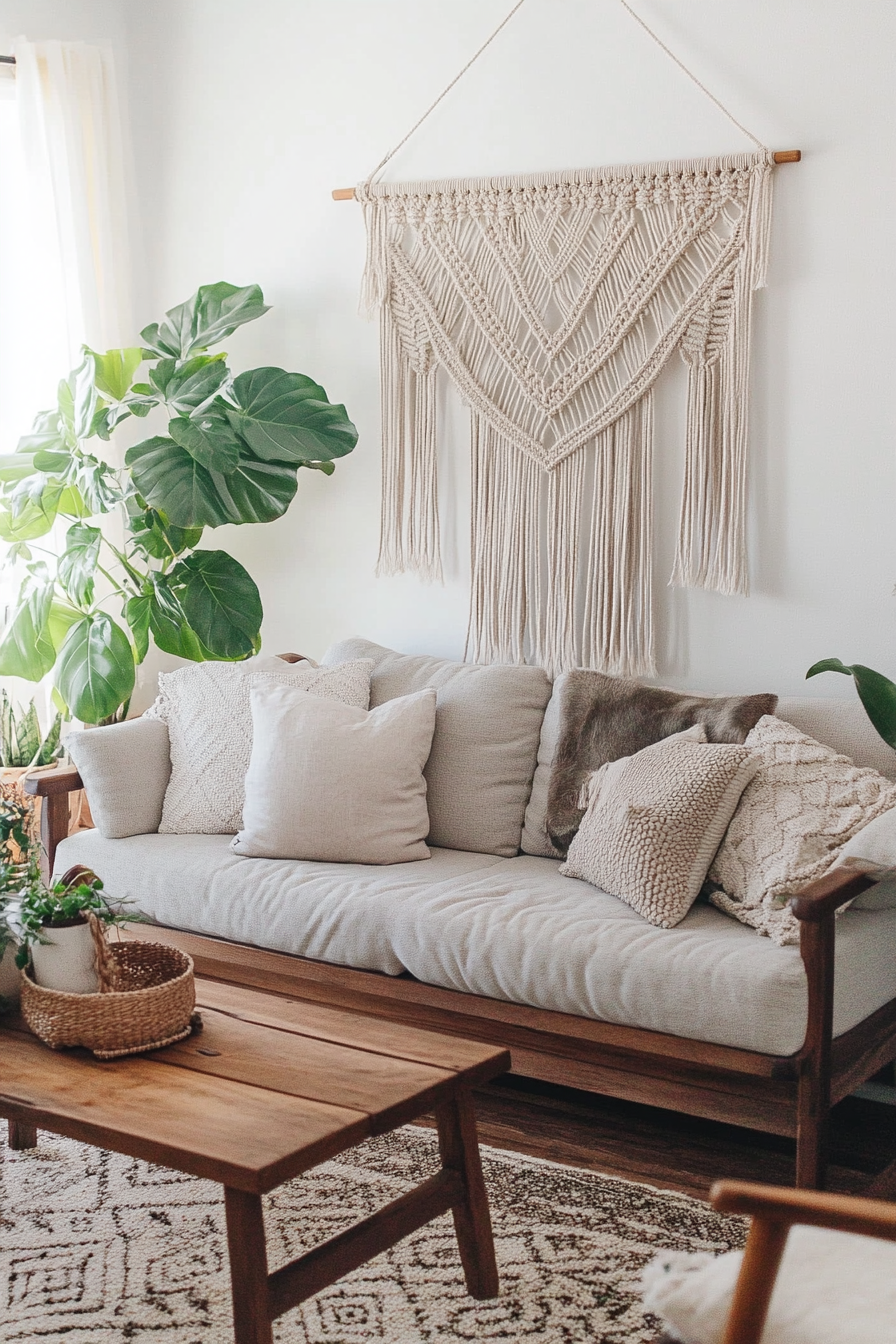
left=0, top=978, right=510, bottom=1344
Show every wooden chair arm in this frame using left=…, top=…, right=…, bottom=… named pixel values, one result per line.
left=711, top=1179, right=896, bottom=1344
left=788, top=867, right=875, bottom=922
left=711, top=1179, right=896, bottom=1239
left=23, top=766, right=84, bottom=797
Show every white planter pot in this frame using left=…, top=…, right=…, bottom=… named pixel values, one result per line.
left=31, top=920, right=99, bottom=994
left=0, top=940, right=20, bottom=1005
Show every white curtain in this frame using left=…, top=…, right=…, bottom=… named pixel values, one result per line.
left=14, top=38, right=132, bottom=361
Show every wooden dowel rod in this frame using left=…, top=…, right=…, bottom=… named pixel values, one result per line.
left=332, top=151, right=800, bottom=199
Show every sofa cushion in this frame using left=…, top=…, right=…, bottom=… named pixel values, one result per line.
left=233, top=683, right=436, bottom=864
left=322, top=638, right=551, bottom=857
left=522, top=671, right=776, bottom=857
left=55, top=831, right=896, bottom=1057
left=561, top=727, right=759, bottom=928
left=146, top=655, right=372, bottom=835
left=67, top=718, right=170, bottom=838
left=708, top=715, right=896, bottom=945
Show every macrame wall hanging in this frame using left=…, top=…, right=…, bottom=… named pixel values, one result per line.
left=335, top=0, right=799, bottom=677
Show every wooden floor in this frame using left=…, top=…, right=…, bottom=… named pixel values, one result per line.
left=417, top=1073, right=896, bottom=1201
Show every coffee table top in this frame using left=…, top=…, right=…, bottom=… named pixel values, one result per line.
left=0, top=979, right=510, bottom=1192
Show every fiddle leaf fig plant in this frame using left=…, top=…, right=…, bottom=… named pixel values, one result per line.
left=0, top=282, right=358, bottom=723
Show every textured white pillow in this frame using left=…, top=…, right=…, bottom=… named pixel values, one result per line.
left=642, top=1225, right=896, bottom=1344
left=146, top=656, right=372, bottom=834
left=233, top=682, right=436, bottom=864
left=708, top=715, right=896, bottom=944
left=560, top=726, right=759, bottom=927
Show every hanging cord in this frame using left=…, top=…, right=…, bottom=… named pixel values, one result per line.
left=616, top=0, right=768, bottom=151
left=366, top=0, right=529, bottom=183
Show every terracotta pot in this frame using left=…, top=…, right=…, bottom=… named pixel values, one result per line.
left=30, top=919, right=99, bottom=994
left=0, top=940, right=19, bottom=1005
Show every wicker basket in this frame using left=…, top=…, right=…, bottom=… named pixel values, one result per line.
left=20, top=915, right=196, bottom=1060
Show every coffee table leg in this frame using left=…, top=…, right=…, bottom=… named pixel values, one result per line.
left=8, top=1121, right=37, bottom=1150
left=435, top=1088, right=499, bottom=1299
left=224, top=1187, right=273, bottom=1344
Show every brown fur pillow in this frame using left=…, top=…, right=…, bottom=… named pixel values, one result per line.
left=545, top=673, right=777, bottom=854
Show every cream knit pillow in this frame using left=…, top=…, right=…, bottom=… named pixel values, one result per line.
left=708, top=714, right=896, bottom=944
left=560, top=726, right=760, bottom=928
left=146, top=656, right=373, bottom=834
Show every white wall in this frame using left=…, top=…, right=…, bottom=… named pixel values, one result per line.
left=22, top=1, right=896, bottom=700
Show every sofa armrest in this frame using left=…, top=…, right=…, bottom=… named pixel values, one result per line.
left=789, top=868, right=876, bottom=922
left=23, top=766, right=84, bottom=797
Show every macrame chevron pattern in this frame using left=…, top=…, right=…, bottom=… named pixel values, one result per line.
left=359, top=150, right=774, bottom=676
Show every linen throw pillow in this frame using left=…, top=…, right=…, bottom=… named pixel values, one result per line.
left=541, top=671, right=777, bottom=855
left=707, top=715, right=896, bottom=944
left=146, top=656, right=373, bottom=834
left=560, top=727, right=760, bottom=927
left=233, top=682, right=437, bottom=864
left=321, top=638, right=551, bottom=857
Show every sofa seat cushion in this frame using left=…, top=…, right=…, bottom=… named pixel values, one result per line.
left=55, top=833, right=896, bottom=1058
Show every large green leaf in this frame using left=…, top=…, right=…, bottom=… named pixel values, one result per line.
left=168, top=411, right=243, bottom=472
left=55, top=613, right=136, bottom=724
left=0, top=484, right=61, bottom=541
left=126, top=436, right=233, bottom=528
left=209, top=457, right=299, bottom=523
left=127, top=503, right=203, bottom=560
left=58, top=351, right=98, bottom=445
left=75, top=457, right=121, bottom=514
left=0, top=566, right=56, bottom=681
left=16, top=410, right=67, bottom=456
left=141, top=282, right=269, bottom=360
left=0, top=453, right=38, bottom=483
left=90, top=346, right=143, bottom=401
left=227, top=367, right=358, bottom=464
left=58, top=522, right=101, bottom=606
left=47, top=600, right=84, bottom=652
left=150, top=356, right=229, bottom=416
left=169, top=550, right=262, bottom=659
left=806, top=658, right=896, bottom=750
left=148, top=577, right=210, bottom=661
left=126, top=435, right=297, bottom=528
left=124, top=594, right=151, bottom=662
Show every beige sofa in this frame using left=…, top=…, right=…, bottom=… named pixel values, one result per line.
left=26, top=638, right=896, bottom=1189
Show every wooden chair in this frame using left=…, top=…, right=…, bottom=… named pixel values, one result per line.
left=707, top=1180, right=896, bottom=1344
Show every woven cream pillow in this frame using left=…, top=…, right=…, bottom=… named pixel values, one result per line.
left=146, top=656, right=373, bottom=834
left=560, top=727, right=760, bottom=928
left=708, top=714, right=896, bottom=945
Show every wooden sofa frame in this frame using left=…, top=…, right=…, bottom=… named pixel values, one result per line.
left=24, top=768, right=896, bottom=1191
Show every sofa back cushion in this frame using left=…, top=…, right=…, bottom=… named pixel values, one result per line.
left=776, top=696, right=896, bottom=780
left=322, top=638, right=552, bottom=857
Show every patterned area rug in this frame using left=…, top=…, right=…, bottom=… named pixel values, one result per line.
left=0, top=1125, right=745, bottom=1343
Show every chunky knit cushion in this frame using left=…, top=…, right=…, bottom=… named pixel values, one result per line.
left=146, top=656, right=372, bottom=834
left=708, top=715, right=896, bottom=944
left=560, top=727, right=759, bottom=928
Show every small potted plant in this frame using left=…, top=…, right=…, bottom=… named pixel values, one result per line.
left=0, top=787, right=125, bottom=995
left=13, top=866, right=127, bottom=995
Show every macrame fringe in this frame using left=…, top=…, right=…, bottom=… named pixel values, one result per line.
left=375, top=308, right=442, bottom=582
left=467, top=400, right=654, bottom=678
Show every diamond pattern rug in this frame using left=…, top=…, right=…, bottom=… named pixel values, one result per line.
left=0, top=1125, right=745, bottom=1343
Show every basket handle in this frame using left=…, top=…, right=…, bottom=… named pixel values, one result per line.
left=87, top=912, right=115, bottom=993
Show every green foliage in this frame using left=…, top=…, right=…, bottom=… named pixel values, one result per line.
left=806, top=659, right=896, bottom=750
left=0, top=281, right=358, bottom=722
left=0, top=692, right=62, bottom=768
